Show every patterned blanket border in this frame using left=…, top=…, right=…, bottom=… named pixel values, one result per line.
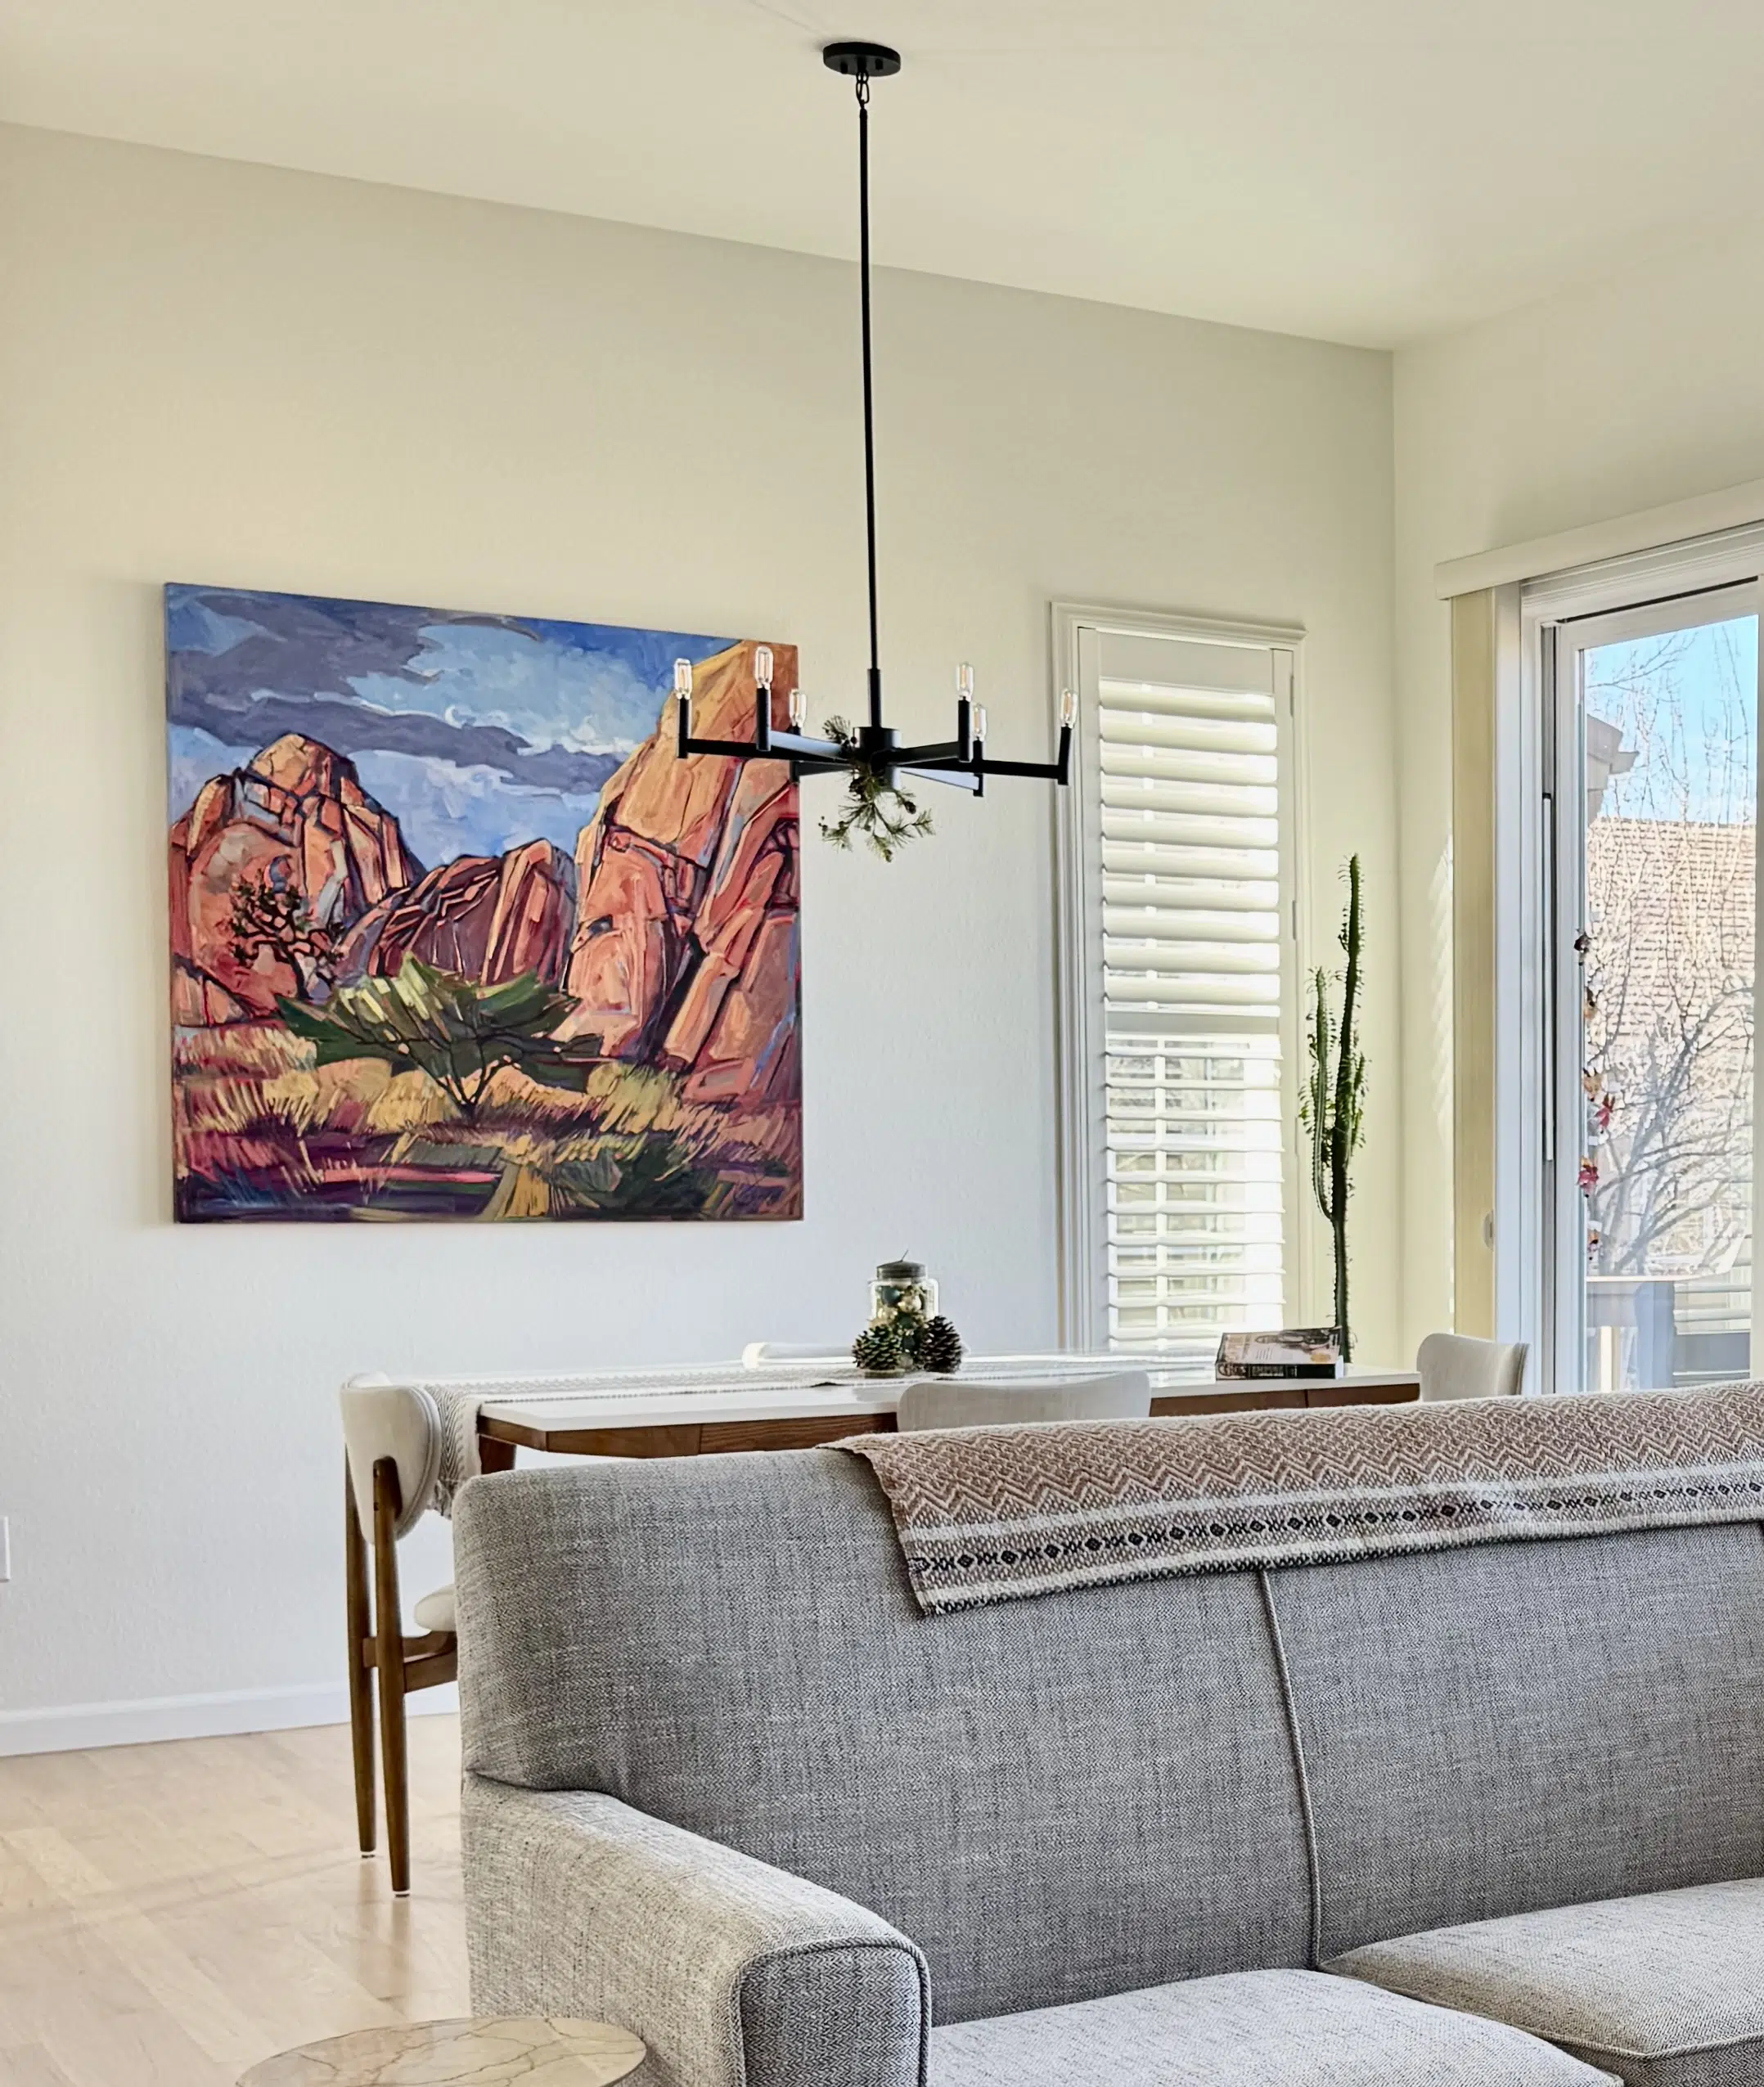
left=837, top=1384, right=1764, bottom=1614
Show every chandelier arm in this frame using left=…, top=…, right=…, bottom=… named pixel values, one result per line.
left=680, top=733, right=772, bottom=758
left=856, top=74, right=883, bottom=730
left=768, top=728, right=847, bottom=760
left=971, top=749, right=1073, bottom=782
left=681, top=731, right=848, bottom=773
left=901, top=766, right=981, bottom=794
left=890, top=740, right=970, bottom=766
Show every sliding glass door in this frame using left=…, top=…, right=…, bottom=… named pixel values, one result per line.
left=1546, top=585, right=1760, bottom=1392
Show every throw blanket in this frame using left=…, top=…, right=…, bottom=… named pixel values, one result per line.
left=839, top=1381, right=1764, bottom=1615
left=432, top=1386, right=484, bottom=1518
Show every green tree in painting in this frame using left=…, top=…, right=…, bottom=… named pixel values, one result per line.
left=279, top=958, right=594, bottom=1122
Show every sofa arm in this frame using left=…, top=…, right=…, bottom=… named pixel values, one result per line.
left=462, top=1774, right=929, bottom=2087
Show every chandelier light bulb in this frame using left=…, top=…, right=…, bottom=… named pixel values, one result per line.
left=673, top=659, right=693, bottom=698
left=974, top=704, right=988, bottom=743
left=957, top=663, right=974, bottom=699
left=789, top=687, right=806, bottom=729
left=754, top=645, right=774, bottom=690
left=1061, top=688, right=1078, bottom=727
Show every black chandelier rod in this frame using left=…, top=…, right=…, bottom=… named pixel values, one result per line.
left=857, top=74, right=882, bottom=729
left=673, top=38, right=1073, bottom=798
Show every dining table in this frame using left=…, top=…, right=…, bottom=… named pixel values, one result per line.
left=470, top=1356, right=1423, bottom=1471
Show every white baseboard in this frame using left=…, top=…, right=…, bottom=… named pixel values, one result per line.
left=0, top=1680, right=457, bottom=1757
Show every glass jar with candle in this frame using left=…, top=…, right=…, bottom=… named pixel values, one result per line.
left=871, top=1258, right=937, bottom=1325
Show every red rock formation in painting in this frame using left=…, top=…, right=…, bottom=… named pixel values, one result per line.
left=337, top=839, right=578, bottom=987
left=170, top=959, right=249, bottom=1026
left=169, top=664, right=799, bottom=1136
left=169, top=733, right=419, bottom=1021
left=664, top=764, right=800, bottom=1104
left=560, top=641, right=799, bottom=1106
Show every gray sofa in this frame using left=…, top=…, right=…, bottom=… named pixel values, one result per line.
left=453, top=1448, right=1764, bottom=2087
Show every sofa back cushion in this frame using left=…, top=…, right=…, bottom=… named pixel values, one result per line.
left=453, top=1451, right=1312, bottom=2022
left=1267, top=1523, right=1764, bottom=1958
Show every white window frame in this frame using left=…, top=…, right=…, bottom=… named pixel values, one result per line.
left=1497, top=523, right=1764, bottom=1371
left=1542, top=584, right=1757, bottom=1392
left=1052, top=601, right=1307, bottom=1355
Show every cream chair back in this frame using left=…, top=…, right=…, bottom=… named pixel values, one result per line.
left=1416, top=1333, right=1528, bottom=1402
left=339, top=1377, right=443, bottom=1540
left=742, top=1342, right=851, bottom=1368
left=897, top=1372, right=1153, bottom=1432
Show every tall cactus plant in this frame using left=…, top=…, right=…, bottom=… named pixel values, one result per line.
left=1301, top=856, right=1366, bottom=1361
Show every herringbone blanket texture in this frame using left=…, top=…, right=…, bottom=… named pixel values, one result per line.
left=839, top=1382, right=1764, bottom=1613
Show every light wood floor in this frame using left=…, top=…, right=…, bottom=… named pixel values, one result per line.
left=0, top=1716, right=467, bottom=2085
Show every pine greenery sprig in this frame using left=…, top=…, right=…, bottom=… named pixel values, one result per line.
left=817, top=718, right=934, bottom=861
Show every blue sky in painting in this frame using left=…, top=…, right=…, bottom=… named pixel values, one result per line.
left=164, top=585, right=732, bottom=866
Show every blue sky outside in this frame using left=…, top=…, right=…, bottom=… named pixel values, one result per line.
left=165, top=585, right=732, bottom=865
left=1586, top=614, right=1758, bottom=827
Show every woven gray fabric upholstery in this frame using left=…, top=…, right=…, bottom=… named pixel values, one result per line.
left=453, top=1454, right=1312, bottom=2021
left=742, top=1945, right=927, bottom=2087
left=1330, top=1878, right=1764, bottom=2087
left=461, top=1775, right=928, bottom=2087
left=928, top=1968, right=1619, bottom=2085
left=1265, top=1525, right=1764, bottom=1955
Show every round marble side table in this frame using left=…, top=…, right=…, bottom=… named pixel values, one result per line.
left=238, top=2017, right=646, bottom=2085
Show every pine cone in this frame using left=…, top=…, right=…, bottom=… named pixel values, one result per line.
left=912, top=1315, right=964, bottom=1375
left=852, top=1321, right=908, bottom=1376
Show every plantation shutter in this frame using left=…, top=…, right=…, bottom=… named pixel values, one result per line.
left=1060, top=622, right=1297, bottom=1367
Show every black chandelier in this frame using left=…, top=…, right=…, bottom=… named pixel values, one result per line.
left=674, top=38, right=1073, bottom=804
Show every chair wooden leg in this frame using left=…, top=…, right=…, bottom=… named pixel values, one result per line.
left=344, top=1460, right=376, bottom=1856
left=372, top=1457, right=411, bottom=1896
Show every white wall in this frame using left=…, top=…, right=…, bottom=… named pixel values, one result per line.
left=0, top=123, right=1395, bottom=1745
left=1393, top=224, right=1764, bottom=1361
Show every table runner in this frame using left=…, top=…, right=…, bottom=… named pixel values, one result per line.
left=839, top=1381, right=1764, bottom=1614
left=402, top=1353, right=1181, bottom=1514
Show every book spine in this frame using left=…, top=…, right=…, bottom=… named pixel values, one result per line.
left=1217, top=1361, right=1341, bottom=1381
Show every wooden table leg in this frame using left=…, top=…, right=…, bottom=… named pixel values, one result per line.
left=344, top=1462, right=376, bottom=1857
left=476, top=1433, right=516, bottom=1475
left=371, top=1458, right=411, bottom=1896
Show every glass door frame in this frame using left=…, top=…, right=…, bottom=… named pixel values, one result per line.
left=1536, top=588, right=1753, bottom=1394
left=1490, top=528, right=1764, bottom=1391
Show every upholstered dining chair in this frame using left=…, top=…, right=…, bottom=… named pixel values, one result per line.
left=897, top=1371, right=1153, bottom=1430
left=339, top=1380, right=457, bottom=1896
left=1416, top=1332, right=1529, bottom=1401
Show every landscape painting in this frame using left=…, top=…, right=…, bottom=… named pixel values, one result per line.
left=166, top=585, right=801, bottom=1221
